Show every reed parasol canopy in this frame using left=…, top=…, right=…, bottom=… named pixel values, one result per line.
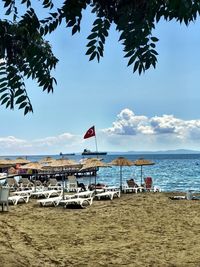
left=109, top=157, right=134, bottom=190
left=80, top=158, right=110, bottom=189
left=134, top=158, right=155, bottom=185
left=18, top=162, right=43, bottom=170
left=13, top=157, right=31, bottom=164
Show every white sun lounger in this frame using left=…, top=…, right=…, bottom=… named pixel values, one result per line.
left=31, top=189, right=62, bottom=198
left=8, top=195, right=30, bottom=205
left=95, top=190, right=120, bottom=200
left=37, top=196, right=63, bottom=207
left=60, top=197, right=93, bottom=208
left=122, top=186, right=144, bottom=193
left=74, top=190, right=94, bottom=198
left=13, top=189, right=34, bottom=195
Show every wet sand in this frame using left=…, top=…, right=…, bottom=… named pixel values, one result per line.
left=1, top=192, right=200, bottom=267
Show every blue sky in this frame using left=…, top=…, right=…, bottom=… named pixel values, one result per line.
left=1, top=5, right=200, bottom=155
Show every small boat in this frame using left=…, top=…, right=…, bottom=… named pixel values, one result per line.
left=82, top=149, right=107, bottom=156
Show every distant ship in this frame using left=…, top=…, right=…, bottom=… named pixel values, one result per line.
left=82, top=149, right=107, bottom=156
left=60, top=152, right=75, bottom=157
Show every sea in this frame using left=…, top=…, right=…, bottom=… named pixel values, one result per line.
left=1, top=153, right=200, bottom=192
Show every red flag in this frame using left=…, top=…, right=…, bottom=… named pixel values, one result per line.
left=84, top=126, right=95, bottom=139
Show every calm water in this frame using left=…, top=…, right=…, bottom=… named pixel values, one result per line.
left=2, top=154, right=200, bottom=192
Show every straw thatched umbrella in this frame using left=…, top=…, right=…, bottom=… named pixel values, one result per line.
left=13, top=157, right=30, bottom=164
left=46, top=158, right=78, bottom=168
left=134, top=158, right=155, bottom=185
left=39, top=156, right=55, bottom=164
left=19, top=162, right=43, bottom=170
left=44, top=158, right=80, bottom=199
left=0, top=158, right=14, bottom=168
left=109, top=157, right=134, bottom=191
left=80, top=158, right=111, bottom=191
left=18, top=162, right=43, bottom=191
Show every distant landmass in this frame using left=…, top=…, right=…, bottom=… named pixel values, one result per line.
left=108, top=149, right=200, bottom=155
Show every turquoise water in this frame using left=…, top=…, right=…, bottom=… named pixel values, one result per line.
left=2, top=154, right=200, bottom=192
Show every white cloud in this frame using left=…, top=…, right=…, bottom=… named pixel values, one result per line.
left=102, top=108, right=200, bottom=151
left=105, top=108, right=149, bottom=135
left=1, top=108, right=200, bottom=155
left=0, top=133, right=83, bottom=155
left=104, top=108, right=200, bottom=138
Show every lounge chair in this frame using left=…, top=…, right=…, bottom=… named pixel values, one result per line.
left=5, top=177, right=19, bottom=191
left=67, top=175, right=80, bottom=192
left=37, top=196, right=62, bottom=207
left=8, top=194, right=30, bottom=205
left=46, top=178, right=62, bottom=190
left=61, top=197, right=93, bottom=209
left=18, top=177, right=34, bottom=189
left=74, top=190, right=94, bottom=198
left=31, top=189, right=62, bottom=198
left=95, top=190, right=120, bottom=200
left=144, top=177, right=161, bottom=192
left=144, top=177, right=153, bottom=191
left=36, top=189, right=65, bottom=206
left=122, top=179, right=143, bottom=193
left=0, top=187, right=9, bottom=211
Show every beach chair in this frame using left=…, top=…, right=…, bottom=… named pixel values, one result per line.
left=8, top=194, right=30, bottom=205
left=46, top=178, right=62, bottom=190
left=5, top=177, right=19, bottom=191
left=18, top=177, right=34, bottom=189
left=95, top=190, right=120, bottom=200
left=67, top=175, right=80, bottom=192
left=122, top=179, right=143, bottom=193
left=144, top=177, right=153, bottom=191
left=61, top=197, right=93, bottom=209
left=74, top=190, right=95, bottom=198
left=0, top=187, right=9, bottom=211
left=37, top=191, right=63, bottom=207
left=31, top=189, right=62, bottom=199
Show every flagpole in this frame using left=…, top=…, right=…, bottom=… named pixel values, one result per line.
left=94, top=134, right=98, bottom=158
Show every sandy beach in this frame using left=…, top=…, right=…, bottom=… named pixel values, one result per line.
left=1, top=192, right=200, bottom=267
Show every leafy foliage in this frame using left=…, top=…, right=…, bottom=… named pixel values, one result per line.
left=1, top=0, right=200, bottom=114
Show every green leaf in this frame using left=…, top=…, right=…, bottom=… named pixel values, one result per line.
left=87, top=40, right=97, bottom=47
left=19, top=102, right=27, bottom=109
left=127, top=53, right=137, bottom=66
left=72, top=25, right=79, bottom=35
left=0, top=77, right=7, bottom=83
left=15, top=89, right=24, bottom=97
left=85, top=46, right=96, bottom=55
left=24, top=106, right=31, bottom=115
left=1, top=97, right=9, bottom=105
left=87, top=33, right=98, bottom=40
left=93, top=18, right=102, bottom=25
left=151, top=49, right=159, bottom=56
left=16, top=95, right=27, bottom=105
left=150, top=43, right=156, bottom=48
left=151, top=37, right=159, bottom=42
left=97, top=47, right=103, bottom=57
left=89, top=52, right=97, bottom=61
left=6, top=100, right=11, bottom=108
left=0, top=82, right=7, bottom=89
left=0, top=92, right=9, bottom=100
left=0, top=88, right=7, bottom=93
left=133, top=61, right=140, bottom=73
